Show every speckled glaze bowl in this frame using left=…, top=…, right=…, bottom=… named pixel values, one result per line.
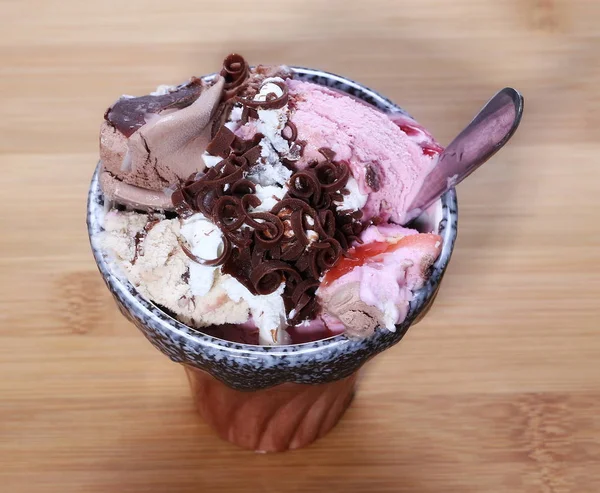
left=87, top=67, right=458, bottom=452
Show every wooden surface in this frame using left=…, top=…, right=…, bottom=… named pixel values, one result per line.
left=1, top=1, right=599, bottom=491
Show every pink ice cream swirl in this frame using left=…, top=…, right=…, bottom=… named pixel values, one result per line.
left=316, top=225, right=443, bottom=338
left=286, top=79, right=443, bottom=225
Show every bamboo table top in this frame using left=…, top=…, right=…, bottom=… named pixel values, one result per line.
left=1, top=1, right=599, bottom=491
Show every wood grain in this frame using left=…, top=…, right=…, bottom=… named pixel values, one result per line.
left=1, top=1, right=599, bottom=491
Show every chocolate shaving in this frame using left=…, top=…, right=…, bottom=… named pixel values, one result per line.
left=230, top=179, right=256, bottom=196
left=250, top=261, right=302, bottom=295
left=318, top=147, right=336, bottom=161
left=206, top=125, right=236, bottom=158
left=236, top=81, right=289, bottom=110
left=178, top=235, right=231, bottom=267
left=210, top=101, right=233, bottom=139
left=241, top=145, right=262, bottom=166
left=221, top=54, right=250, bottom=101
left=282, top=121, right=298, bottom=142
left=251, top=213, right=285, bottom=246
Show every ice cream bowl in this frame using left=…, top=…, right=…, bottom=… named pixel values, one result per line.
left=87, top=67, right=458, bottom=452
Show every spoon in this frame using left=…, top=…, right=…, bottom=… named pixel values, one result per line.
left=406, top=87, right=524, bottom=219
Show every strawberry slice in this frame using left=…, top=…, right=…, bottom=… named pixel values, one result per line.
left=322, top=233, right=442, bottom=286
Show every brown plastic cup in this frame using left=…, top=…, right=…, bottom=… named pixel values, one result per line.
left=185, top=366, right=358, bottom=451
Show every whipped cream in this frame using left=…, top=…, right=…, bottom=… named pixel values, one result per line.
left=336, top=176, right=368, bottom=212
left=224, top=105, right=244, bottom=131
left=150, top=84, right=178, bottom=96
left=251, top=78, right=294, bottom=180
left=251, top=184, right=288, bottom=212
left=180, top=213, right=224, bottom=297
left=247, top=162, right=291, bottom=187
left=221, top=276, right=288, bottom=345
left=202, top=153, right=223, bottom=168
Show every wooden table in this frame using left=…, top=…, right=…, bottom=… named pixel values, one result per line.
left=1, top=1, right=599, bottom=491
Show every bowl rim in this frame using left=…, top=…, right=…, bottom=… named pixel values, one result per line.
left=87, top=66, right=458, bottom=361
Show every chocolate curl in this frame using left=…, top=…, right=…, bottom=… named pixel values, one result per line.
left=282, top=121, right=298, bottom=142
left=289, top=170, right=322, bottom=203
left=288, top=278, right=320, bottom=324
left=241, top=145, right=262, bottom=166
left=231, top=132, right=263, bottom=156
left=252, top=213, right=285, bottom=247
left=280, top=240, right=305, bottom=262
left=318, top=147, right=336, bottom=161
left=240, top=105, right=258, bottom=124
left=224, top=227, right=254, bottom=249
left=230, top=178, right=256, bottom=196
left=291, top=278, right=320, bottom=305
left=272, top=197, right=314, bottom=215
left=316, top=209, right=336, bottom=237
left=241, top=194, right=261, bottom=210
left=178, top=235, right=232, bottom=267
left=313, top=238, right=342, bottom=270
left=214, top=195, right=246, bottom=231
left=250, top=260, right=302, bottom=295
left=221, top=53, right=250, bottom=100
left=314, top=160, right=350, bottom=193
left=171, top=189, right=195, bottom=218
left=236, top=81, right=289, bottom=110
left=290, top=210, right=311, bottom=247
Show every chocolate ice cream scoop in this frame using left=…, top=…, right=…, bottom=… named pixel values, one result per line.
left=100, top=77, right=225, bottom=210
left=318, top=282, right=384, bottom=339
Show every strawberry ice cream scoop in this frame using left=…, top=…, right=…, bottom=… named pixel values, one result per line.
left=287, top=80, right=443, bottom=224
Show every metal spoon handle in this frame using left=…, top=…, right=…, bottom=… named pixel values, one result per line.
left=407, top=87, right=524, bottom=216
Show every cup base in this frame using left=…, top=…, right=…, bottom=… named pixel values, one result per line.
left=185, top=366, right=357, bottom=452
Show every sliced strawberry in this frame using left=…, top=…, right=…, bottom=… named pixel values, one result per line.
left=390, top=233, right=443, bottom=280
left=322, top=233, right=442, bottom=286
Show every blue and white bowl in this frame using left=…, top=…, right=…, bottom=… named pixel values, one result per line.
left=87, top=67, right=458, bottom=392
